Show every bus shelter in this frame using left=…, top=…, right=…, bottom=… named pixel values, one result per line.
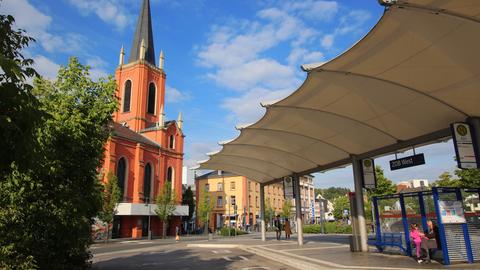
left=372, top=187, right=480, bottom=265
left=195, top=0, right=480, bottom=249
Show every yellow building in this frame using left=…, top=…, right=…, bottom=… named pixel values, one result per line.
left=195, top=170, right=284, bottom=231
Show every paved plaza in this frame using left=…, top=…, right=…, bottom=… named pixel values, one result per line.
left=92, top=233, right=479, bottom=269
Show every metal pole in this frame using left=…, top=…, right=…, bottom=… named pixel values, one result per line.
left=456, top=189, right=474, bottom=263
left=399, top=194, right=412, bottom=256
left=432, top=187, right=450, bottom=265
left=260, top=183, right=266, bottom=241
left=466, top=117, right=480, bottom=167
left=293, top=175, right=303, bottom=246
left=351, top=156, right=368, bottom=251
left=228, top=197, right=231, bottom=237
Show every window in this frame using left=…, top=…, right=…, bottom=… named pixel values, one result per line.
left=167, top=167, right=173, bottom=183
left=123, top=80, right=132, bottom=112
left=230, top=195, right=236, bottom=206
left=217, top=182, right=223, bottom=191
left=205, top=183, right=210, bottom=192
left=273, top=198, right=276, bottom=209
left=230, top=181, right=236, bottom=191
left=217, top=196, right=223, bottom=208
left=143, top=163, right=152, bottom=202
left=248, top=181, right=251, bottom=191
left=256, top=196, right=259, bottom=207
left=169, top=135, right=175, bottom=149
left=147, top=83, right=156, bottom=114
left=249, top=195, right=252, bottom=205
left=116, top=158, right=127, bottom=198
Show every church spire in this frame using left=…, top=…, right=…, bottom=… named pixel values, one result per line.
left=128, top=0, right=156, bottom=65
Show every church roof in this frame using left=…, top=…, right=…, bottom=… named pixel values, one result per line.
left=112, top=122, right=160, bottom=148
left=128, top=0, right=156, bottom=65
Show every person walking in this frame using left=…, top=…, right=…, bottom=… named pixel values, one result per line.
left=284, top=218, right=292, bottom=240
left=274, top=215, right=282, bottom=240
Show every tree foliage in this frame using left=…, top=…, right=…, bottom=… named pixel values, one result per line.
left=197, top=191, right=214, bottom=230
left=332, top=196, right=350, bottom=220
left=98, top=172, right=121, bottom=241
left=0, top=13, right=41, bottom=175
left=431, top=169, right=480, bottom=188
left=315, top=187, right=350, bottom=202
left=0, top=56, right=117, bottom=269
left=431, top=172, right=460, bottom=187
left=182, top=186, right=195, bottom=221
left=264, top=198, right=275, bottom=224
left=155, top=182, right=177, bottom=238
left=366, top=166, right=396, bottom=198
left=281, top=200, right=292, bottom=218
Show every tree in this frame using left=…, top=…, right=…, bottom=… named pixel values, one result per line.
left=197, top=191, right=214, bottom=233
left=264, top=198, right=275, bottom=226
left=281, top=200, right=292, bottom=219
left=0, top=13, right=41, bottom=175
left=315, top=187, right=350, bottom=202
left=431, top=172, right=460, bottom=187
left=182, top=186, right=195, bottom=223
left=332, top=196, right=350, bottom=220
left=1, top=56, right=117, bottom=269
left=455, top=168, right=480, bottom=188
left=366, top=166, right=396, bottom=199
left=98, top=172, right=121, bottom=242
left=155, top=182, right=177, bottom=238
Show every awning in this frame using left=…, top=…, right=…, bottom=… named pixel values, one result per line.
left=197, top=0, right=480, bottom=183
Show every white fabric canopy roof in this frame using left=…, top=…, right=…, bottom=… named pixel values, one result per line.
left=198, top=0, right=480, bottom=183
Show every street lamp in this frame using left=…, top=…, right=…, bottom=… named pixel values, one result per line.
left=145, top=196, right=152, bottom=240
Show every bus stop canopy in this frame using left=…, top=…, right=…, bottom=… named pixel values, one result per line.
left=197, top=0, right=480, bottom=183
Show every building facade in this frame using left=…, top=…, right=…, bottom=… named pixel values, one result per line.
left=291, top=175, right=316, bottom=222
left=195, top=171, right=285, bottom=231
left=101, top=0, right=185, bottom=238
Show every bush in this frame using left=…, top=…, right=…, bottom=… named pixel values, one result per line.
left=219, top=227, right=248, bottom=236
left=303, top=222, right=352, bottom=234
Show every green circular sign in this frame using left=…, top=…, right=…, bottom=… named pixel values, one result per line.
left=363, top=159, right=372, bottom=168
left=457, top=124, right=468, bottom=136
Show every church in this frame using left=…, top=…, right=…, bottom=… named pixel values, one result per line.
left=101, top=0, right=185, bottom=238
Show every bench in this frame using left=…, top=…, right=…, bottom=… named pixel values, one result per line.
left=368, top=232, right=407, bottom=254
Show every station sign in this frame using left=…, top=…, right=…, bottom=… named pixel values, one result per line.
left=451, top=122, right=479, bottom=169
left=283, top=176, right=295, bottom=199
left=389, top=153, right=425, bottom=171
left=361, top=159, right=377, bottom=189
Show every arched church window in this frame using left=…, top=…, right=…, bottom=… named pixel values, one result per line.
left=169, top=135, right=175, bottom=149
left=143, top=163, right=152, bottom=202
left=116, top=158, right=127, bottom=198
left=123, top=80, right=132, bottom=112
left=167, top=167, right=173, bottom=183
left=147, top=83, right=156, bottom=114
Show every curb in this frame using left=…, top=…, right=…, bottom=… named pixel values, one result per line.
left=241, top=246, right=325, bottom=270
left=186, top=243, right=241, bottom=249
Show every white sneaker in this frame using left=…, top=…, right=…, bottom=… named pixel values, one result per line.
left=417, top=259, right=423, bottom=263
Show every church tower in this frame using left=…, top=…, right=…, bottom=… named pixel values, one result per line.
left=114, top=0, right=165, bottom=132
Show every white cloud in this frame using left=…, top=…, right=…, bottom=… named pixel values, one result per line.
left=321, top=34, right=334, bottom=49
left=166, top=86, right=192, bottom=103
left=32, top=55, right=60, bottom=79
left=284, top=1, right=339, bottom=22
left=222, top=87, right=293, bottom=124
left=336, top=10, right=371, bottom=36
left=68, top=0, right=131, bottom=30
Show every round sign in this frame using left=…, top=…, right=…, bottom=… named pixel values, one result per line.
left=456, top=124, right=468, bottom=137
left=363, top=159, right=372, bottom=168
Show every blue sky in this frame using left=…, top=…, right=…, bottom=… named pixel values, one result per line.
left=2, top=0, right=459, bottom=188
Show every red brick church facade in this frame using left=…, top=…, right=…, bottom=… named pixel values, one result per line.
left=101, top=0, right=184, bottom=238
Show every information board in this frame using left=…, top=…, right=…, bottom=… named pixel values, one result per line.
left=439, top=200, right=466, bottom=224
left=361, top=159, right=377, bottom=189
left=451, top=122, right=478, bottom=169
left=389, top=153, right=425, bottom=171
left=283, top=176, right=294, bottom=199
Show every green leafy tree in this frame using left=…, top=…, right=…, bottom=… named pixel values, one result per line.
left=431, top=172, right=460, bottom=187
left=366, top=166, right=396, bottom=198
left=197, top=191, right=214, bottom=233
left=155, top=182, right=177, bottom=238
left=455, top=168, right=480, bottom=188
left=332, top=196, right=350, bottom=220
left=182, top=186, right=195, bottom=222
left=281, top=200, right=292, bottom=219
left=315, top=187, right=350, bottom=202
left=0, top=13, right=42, bottom=175
left=1, top=57, right=117, bottom=269
left=98, top=172, right=121, bottom=242
left=264, top=198, right=275, bottom=226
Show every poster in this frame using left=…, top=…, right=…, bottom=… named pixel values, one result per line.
left=438, top=200, right=466, bottom=224
left=283, top=176, right=294, bottom=199
left=451, top=123, right=478, bottom=169
left=362, top=159, right=377, bottom=189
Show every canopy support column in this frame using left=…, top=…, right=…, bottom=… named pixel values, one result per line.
left=352, top=156, right=368, bottom=251
left=260, top=183, right=266, bottom=242
left=293, top=175, right=304, bottom=246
